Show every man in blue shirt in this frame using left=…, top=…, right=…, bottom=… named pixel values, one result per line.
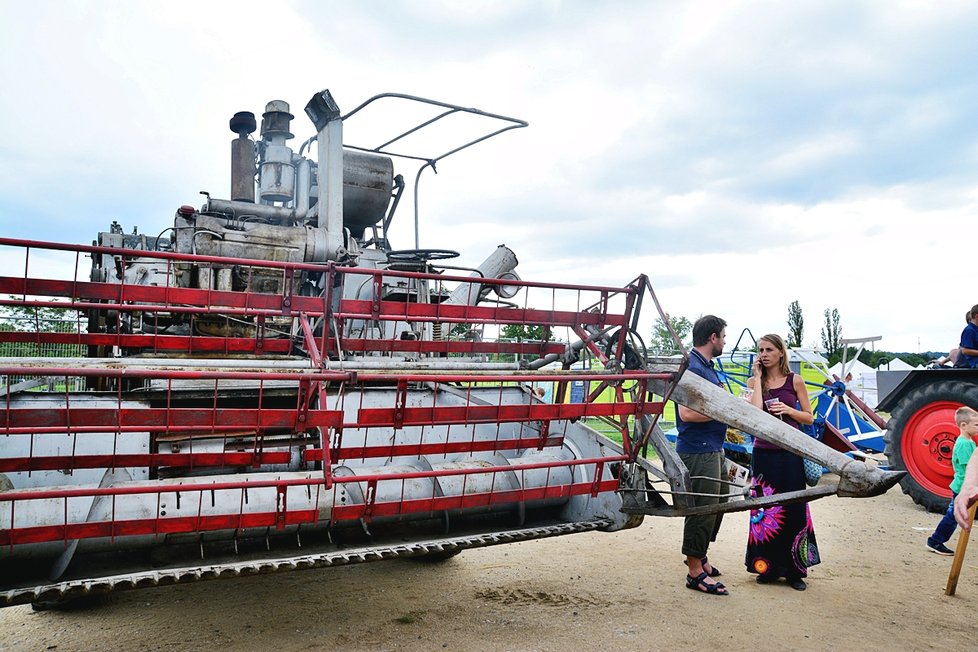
left=678, top=314, right=730, bottom=595
left=956, top=305, right=978, bottom=368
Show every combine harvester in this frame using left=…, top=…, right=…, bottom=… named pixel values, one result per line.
left=0, top=89, right=902, bottom=608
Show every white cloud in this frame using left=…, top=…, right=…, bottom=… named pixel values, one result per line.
left=761, top=133, right=861, bottom=178
left=1, top=0, right=976, bottom=355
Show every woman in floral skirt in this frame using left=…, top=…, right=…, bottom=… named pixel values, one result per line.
left=744, top=333, right=820, bottom=591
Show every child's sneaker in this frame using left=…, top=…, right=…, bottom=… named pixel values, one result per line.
left=927, top=542, right=955, bottom=556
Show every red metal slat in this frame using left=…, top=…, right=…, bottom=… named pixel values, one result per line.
left=0, top=330, right=291, bottom=354
left=0, top=479, right=621, bottom=546
left=3, top=407, right=342, bottom=431
left=297, top=314, right=322, bottom=367
left=0, top=426, right=282, bottom=435
left=306, top=435, right=566, bottom=462
left=0, top=436, right=572, bottom=475
left=0, top=277, right=268, bottom=313
left=336, top=338, right=566, bottom=356
left=351, top=372, right=673, bottom=384
left=338, top=299, right=627, bottom=327
left=1, top=297, right=303, bottom=320
left=0, top=367, right=349, bottom=382
left=0, top=509, right=321, bottom=546
left=0, top=277, right=631, bottom=324
left=0, top=451, right=295, bottom=473
left=327, top=479, right=621, bottom=521
left=0, top=455, right=623, bottom=502
left=0, top=276, right=333, bottom=317
left=356, top=401, right=664, bottom=428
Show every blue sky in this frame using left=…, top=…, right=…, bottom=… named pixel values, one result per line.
left=0, top=1, right=974, bottom=353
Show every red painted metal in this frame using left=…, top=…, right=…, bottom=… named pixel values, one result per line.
left=337, top=299, right=626, bottom=327
left=0, top=462, right=624, bottom=545
left=0, top=237, right=637, bottom=292
left=0, top=237, right=678, bottom=558
left=298, top=314, right=322, bottom=367
left=3, top=406, right=342, bottom=431
left=336, top=338, right=565, bottom=356
left=350, top=372, right=672, bottom=383
left=316, top=436, right=566, bottom=462
left=0, top=451, right=297, bottom=473
left=0, top=367, right=349, bottom=382
left=0, top=330, right=292, bottom=354
left=0, top=479, right=622, bottom=547
left=356, top=400, right=663, bottom=427
left=0, top=454, right=622, bottom=503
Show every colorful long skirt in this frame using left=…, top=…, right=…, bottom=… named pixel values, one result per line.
left=746, top=448, right=821, bottom=580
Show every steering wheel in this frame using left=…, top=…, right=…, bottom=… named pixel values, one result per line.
left=386, top=249, right=460, bottom=263
left=386, top=249, right=460, bottom=265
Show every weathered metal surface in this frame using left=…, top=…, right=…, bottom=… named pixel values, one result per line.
left=230, top=136, right=256, bottom=203
left=0, top=519, right=611, bottom=608
left=0, top=226, right=671, bottom=605
left=644, top=360, right=904, bottom=502
left=623, top=483, right=840, bottom=517
left=0, top=90, right=661, bottom=604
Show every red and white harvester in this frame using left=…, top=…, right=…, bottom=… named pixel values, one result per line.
left=0, top=89, right=901, bottom=608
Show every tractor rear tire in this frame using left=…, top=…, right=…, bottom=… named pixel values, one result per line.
left=884, top=380, right=978, bottom=513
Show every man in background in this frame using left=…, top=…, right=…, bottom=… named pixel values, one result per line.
left=954, top=306, right=978, bottom=368
left=677, top=315, right=730, bottom=596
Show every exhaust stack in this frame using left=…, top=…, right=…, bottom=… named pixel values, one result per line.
left=228, top=111, right=257, bottom=203
left=305, top=89, right=346, bottom=261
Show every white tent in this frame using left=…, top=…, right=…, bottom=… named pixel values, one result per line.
left=826, top=359, right=878, bottom=406
left=828, top=359, right=875, bottom=379
left=882, top=357, right=915, bottom=371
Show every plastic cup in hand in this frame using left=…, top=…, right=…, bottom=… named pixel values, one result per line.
left=764, top=398, right=783, bottom=420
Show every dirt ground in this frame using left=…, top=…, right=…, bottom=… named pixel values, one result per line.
left=1, top=485, right=975, bottom=652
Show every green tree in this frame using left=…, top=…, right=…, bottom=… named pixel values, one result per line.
left=820, top=308, right=842, bottom=363
left=500, top=323, right=550, bottom=342
left=857, top=347, right=875, bottom=367
left=855, top=349, right=928, bottom=370
left=650, top=315, right=692, bottom=355
left=902, top=353, right=928, bottom=367
left=0, top=297, right=79, bottom=332
left=786, top=300, right=804, bottom=348
left=0, top=298, right=82, bottom=358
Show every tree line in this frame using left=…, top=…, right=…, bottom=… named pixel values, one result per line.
left=0, top=299, right=84, bottom=358
left=0, top=298, right=938, bottom=370
left=650, top=301, right=935, bottom=368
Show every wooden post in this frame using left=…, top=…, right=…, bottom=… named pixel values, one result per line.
left=945, top=502, right=978, bottom=596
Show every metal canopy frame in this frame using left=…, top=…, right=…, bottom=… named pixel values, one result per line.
left=338, top=92, right=528, bottom=249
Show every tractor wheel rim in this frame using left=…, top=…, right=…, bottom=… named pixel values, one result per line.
left=901, top=400, right=960, bottom=498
